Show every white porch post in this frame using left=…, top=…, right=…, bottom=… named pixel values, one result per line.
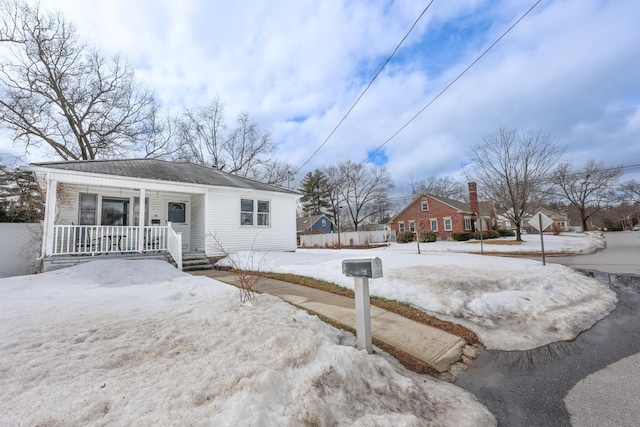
left=42, top=175, right=57, bottom=257
left=137, top=188, right=146, bottom=252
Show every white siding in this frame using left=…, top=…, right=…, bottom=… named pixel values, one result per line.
left=190, top=193, right=206, bottom=252
left=205, top=188, right=297, bottom=256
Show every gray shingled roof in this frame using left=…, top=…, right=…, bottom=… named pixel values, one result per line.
left=31, top=159, right=298, bottom=195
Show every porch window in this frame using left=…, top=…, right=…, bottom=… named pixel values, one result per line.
left=79, top=193, right=97, bottom=225
left=101, top=198, right=130, bottom=226
left=430, top=219, right=438, bottom=231
left=464, top=217, right=472, bottom=231
left=444, top=217, right=452, bottom=231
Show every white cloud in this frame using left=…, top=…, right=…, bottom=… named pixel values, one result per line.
left=6, top=0, right=640, bottom=184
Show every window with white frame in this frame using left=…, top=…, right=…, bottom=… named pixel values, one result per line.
left=464, top=217, right=472, bottom=231
left=444, top=217, right=452, bottom=231
left=421, top=201, right=429, bottom=211
left=430, top=219, right=437, bottom=231
left=79, top=193, right=98, bottom=225
left=322, top=219, right=326, bottom=227
left=399, top=222, right=405, bottom=232
left=409, top=221, right=416, bottom=232
left=241, top=199, right=270, bottom=226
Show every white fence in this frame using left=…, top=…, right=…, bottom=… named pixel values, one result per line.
left=299, top=230, right=395, bottom=247
left=0, top=223, right=42, bottom=277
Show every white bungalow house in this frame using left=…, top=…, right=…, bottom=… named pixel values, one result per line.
left=25, top=159, right=299, bottom=271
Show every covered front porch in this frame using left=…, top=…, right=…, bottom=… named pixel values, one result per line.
left=50, top=224, right=183, bottom=269
left=36, top=168, right=209, bottom=271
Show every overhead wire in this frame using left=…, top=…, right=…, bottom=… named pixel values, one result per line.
left=360, top=0, right=544, bottom=165
left=293, top=0, right=436, bottom=174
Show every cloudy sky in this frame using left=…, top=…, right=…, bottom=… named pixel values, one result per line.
left=3, top=0, right=640, bottom=189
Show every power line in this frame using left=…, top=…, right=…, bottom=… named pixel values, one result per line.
left=294, top=1, right=436, bottom=174
left=360, top=0, right=544, bottom=165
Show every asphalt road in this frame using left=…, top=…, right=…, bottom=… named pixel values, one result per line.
left=549, top=230, right=640, bottom=276
left=456, top=231, right=640, bottom=427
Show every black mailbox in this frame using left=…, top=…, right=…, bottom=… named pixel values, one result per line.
left=341, top=257, right=383, bottom=278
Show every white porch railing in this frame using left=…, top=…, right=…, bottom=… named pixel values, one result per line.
left=166, top=222, right=182, bottom=271
left=52, top=225, right=170, bottom=257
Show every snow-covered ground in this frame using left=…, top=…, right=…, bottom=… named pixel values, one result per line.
left=222, top=233, right=616, bottom=351
left=390, top=231, right=605, bottom=254
left=0, top=260, right=495, bottom=426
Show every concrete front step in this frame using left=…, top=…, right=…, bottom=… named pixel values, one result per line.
left=172, top=252, right=213, bottom=271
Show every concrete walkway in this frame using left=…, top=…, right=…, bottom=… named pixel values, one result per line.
left=191, top=269, right=467, bottom=373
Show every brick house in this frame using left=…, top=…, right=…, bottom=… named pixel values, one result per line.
left=388, top=183, right=496, bottom=240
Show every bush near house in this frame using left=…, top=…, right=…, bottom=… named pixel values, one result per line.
left=498, top=229, right=515, bottom=237
left=419, top=230, right=437, bottom=242
left=451, top=232, right=472, bottom=241
left=397, top=231, right=415, bottom=243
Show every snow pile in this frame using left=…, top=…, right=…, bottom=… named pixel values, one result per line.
left=0, top=260, right=495, bottom=426
left=222, top=243, right=616, bottom=351
left=389, top=232, right=605, bottom=254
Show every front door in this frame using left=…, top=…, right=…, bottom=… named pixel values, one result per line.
left=167, top=200, right=190, bottom=251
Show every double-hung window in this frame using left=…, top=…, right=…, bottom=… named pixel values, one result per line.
left=79, top=193, right=98, bottom=225
left=430, top=219, right=438, bottom=231
left=464, top=217, right=472, bottom=231
left=409, top=221, right=416, bottom=232
left=398, top=222, right=405, bottom=232
left=444, top=217, right=452, bottom=231
left=421, top=201, right=429, bottom=211
left=241, top=199, right=270, bottom=226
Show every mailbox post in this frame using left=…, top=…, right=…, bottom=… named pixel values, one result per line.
left=341, top=257, right=383, bottom=354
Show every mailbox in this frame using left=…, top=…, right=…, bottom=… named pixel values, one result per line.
left=342, top=257, right=383, bottom=279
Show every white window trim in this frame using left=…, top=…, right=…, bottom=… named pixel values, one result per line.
left=398, top=222, right=405, bottom=232
left=430, top=219, right=438, bottom=231
left=409, top=221, right=416, bottom=232
left=240, top=198, right=271, bottom=227
left=444, top=217, right=453, bottom=231
left=421, top=201, right=429, bottom=211
left=464, top=217, right=472, bottom=231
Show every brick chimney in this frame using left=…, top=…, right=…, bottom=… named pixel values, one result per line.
left=468, top=182, right=479, bottom=215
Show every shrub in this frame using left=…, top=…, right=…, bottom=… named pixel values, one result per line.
left=498, top=229, right=515, bottom=237
left=397, top=231, right=415, bottom=243
left=451, top=232, right=472, bottom=241
left=487, top=230, right=500, bottom=239
left=419, top=230, right=437, bottom=242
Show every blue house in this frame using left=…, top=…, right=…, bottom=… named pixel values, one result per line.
left=296, top=214, right=336, bottom=234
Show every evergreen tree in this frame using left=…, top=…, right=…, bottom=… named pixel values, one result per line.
left=299, top=169, right=331, bottom=216
left=0, top=163, right=44, bottom=223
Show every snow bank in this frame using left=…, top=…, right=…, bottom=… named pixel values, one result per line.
left=222, top=239, right=616, bottom=350
left=0, top=260, right=495, bottom=426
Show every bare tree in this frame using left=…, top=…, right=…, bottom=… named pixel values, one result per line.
left=175, top=97, right=227, bottom=167
left=325, top=161, right=393, bottom=232
left=410, top=175, right=467, bottom=201
left=552, top=160, right=622, bottom=231
left=618, top=179, right=640, bottom=204
left=0, top=0, right=157, bottom=160
left=175, top=100, right=294, bottom=186
left=467, top=128, right=564, bottom=241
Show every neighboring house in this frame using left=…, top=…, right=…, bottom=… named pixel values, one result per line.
left=524, top=207, right=571, bottom=232
left=388, top=183, right=496, bottom=240
left=296, top=214, right=336, bottom=234
left=24, top=159, right=299, bottom=271
left=499, top=207, right=571, bottom=233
